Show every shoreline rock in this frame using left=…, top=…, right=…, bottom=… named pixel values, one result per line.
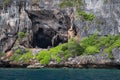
left=26, top=62, right=120, bottom=69
left=0, top=59, right=120, bottom=69
left=0, top=60, right=29, bottom=68
left=1, top=53, right=120, bottom=69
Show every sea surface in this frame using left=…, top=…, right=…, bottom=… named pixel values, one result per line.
left=0, top=68, right=120, bottom=80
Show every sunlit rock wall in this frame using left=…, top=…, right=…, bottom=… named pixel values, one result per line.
left=77, top=0, right=120, bottom=38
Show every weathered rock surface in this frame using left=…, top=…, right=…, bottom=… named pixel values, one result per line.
left=0, top=5, right=72, bottom=52
left=1, top=49, right=120, bottom=68
left=27, top=63, right=44, bottom=68
left=26, top=55, right=120, bottom=69
left=26, top=9, right=70, bottom=48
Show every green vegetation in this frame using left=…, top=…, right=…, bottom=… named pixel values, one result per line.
left=36, top=50, right=51, bottom=65
left=59, top=0, right=82, bottom=9
left=68, top=39, right=84, bottom=56
left=85, top=46, right=99, bottom=55
left=10, top=53, right=22, bottom=62
left=18, top=32, right=26, bottom=39
left=3, top=0, right=10, bottom=6
left=35, top=44, right=67, bottom=65
left=19, top=51, right=33, bottom=62
left=17, top=31, right=28, bottom=42
left=10, top=34, right=120, bottom=64
left=78, top=11, right=95, bottom=21
left=10, top=49, right=33, bottom=63
left=0, top=51, right=4, bottom=57
left=81, top=34, right=120, bottom=58
left=15, top=48, right=22, bottom=54
left=0, top=0, right=11, bottom=8
left=59, top=0, right=95, bottom=21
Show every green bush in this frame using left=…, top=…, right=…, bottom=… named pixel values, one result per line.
left=50, top=44, right=63, bottom=56
left=19, top=51, right=33, bottom=63
left=49, top=44, right=67, bottom=62
left=85, top=46, right=99, bottom=55
left=80, top=33, right=98, bottom=48
left=0, top=52, right=4, bottom=57
left=96, top=36, right=108, bottom=47
left=103, top=35, right=120, bottom=52
left=40, top=55, right=51, bottom=65
left=68, top=39, right=84, bottom=56
left=64, top=50, right=72, bottom=59
left=61, top=43, right=68, bottom=51
left=15, top=49, right=21, bottom=54
left=35, top=44, right=68, bottom=64
left=10, top=53, right=22, bottom=62
left=104, top=39, right=120, bottom=58
left=36, top=50, right=51, bottom=65
left=108, top=53, right=114, bottom=59
left=80, top=34, right=120, bottom=59
left=18, top=32, right=26, bottom=39
left=10, top=49, right=33, bottom=63
left=112, top=40, right=120, bottom=48
left=78, top=11, right=95, bottom=21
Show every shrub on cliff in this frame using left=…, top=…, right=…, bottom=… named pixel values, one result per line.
left=68, top=38, right=84, bottom=56
left=10, top=53, right=21, bottom=62
left=84, top=46, right=99, bottom=55
left=77, top=11, right=95, bottom=21
left=103, top=35, right=120, bottom=59
left=18, top=32, right=26, bottom=39
left=0, top=52, right=4, bottom=57
left=10, top=49, right=33, bottom=63
left=80, top=33, right=98, bottom=48
left=19, top=50, right=33, bottom=63
left=80, top=34, right=120, bottom=59
left=35, top=44, right=67, bottom=64
left=36, top=50, right=51, bottom=65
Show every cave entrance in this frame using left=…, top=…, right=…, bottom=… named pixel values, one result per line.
left=31, top=28, right=52, bottom=48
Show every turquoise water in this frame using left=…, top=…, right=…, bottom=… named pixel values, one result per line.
left=0, top=68, right=120, bottom=80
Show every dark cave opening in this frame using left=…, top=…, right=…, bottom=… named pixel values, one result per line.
left=31, top=27, right=68, bottom=49
left=31, top=28, right=52, bottom=48
left=27, top=10, right=70, bottom=49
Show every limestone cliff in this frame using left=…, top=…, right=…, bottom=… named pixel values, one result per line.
left=0, top=0, right=120, bottom=65
left=0, top=0, right=120, bottom=68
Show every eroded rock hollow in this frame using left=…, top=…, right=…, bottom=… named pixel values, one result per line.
left=26, top=10, right=71, bottom=48
left=0, top=7, right=78, bottom=52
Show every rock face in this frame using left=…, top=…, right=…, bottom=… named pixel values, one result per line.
left=0, top=0, right=120, bottom=68
left=78, top=0, right=120, bottom=38
left=0, top=0, right=120, bottom=52
left=0, top=0, right=73, bottom=52
left=26, top=10, right=70, bottom=48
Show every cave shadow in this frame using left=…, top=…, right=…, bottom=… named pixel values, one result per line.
left=31, top=28, right=52, bottom=48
